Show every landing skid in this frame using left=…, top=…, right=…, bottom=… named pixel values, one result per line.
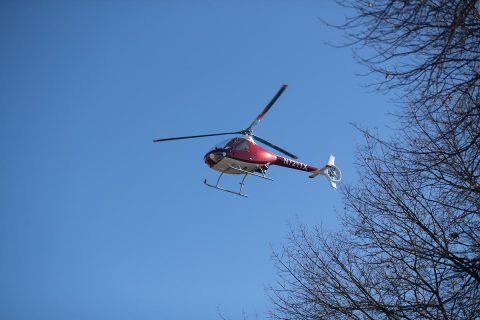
left=204, top=174, right=248, bottom=197
left=204, top=165, right=273, bottom=197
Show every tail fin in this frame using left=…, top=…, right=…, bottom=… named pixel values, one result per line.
left=309, top=155, right=342, bottom=189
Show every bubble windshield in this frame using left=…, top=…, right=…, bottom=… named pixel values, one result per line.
left=213, top=136, right=244, bottom=149
left=213, top=138, right=231, bottom=149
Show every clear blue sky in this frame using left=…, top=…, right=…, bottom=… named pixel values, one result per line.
left=0, top=1, right=394, bottom=319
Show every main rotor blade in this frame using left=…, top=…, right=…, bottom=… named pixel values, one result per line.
left=247, top=84, right=288, bottom=131
left=252, top=135, right=298, bottom=159
left=153, top=131, right=242, bottom=143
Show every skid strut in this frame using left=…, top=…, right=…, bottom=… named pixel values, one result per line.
left=204, top=173, right=248, bottom=197
left=204, top=165, right=273, bottom=197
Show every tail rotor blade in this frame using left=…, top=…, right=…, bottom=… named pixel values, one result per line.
left=247, top=84, right=288, bottom=131
left=252, top=135, right=298, bottom=159
left=153, top=131, right=242, bottom=143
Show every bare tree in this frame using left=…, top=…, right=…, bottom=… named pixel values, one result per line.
left=269, top=1, right=480, bottom=319
left=330, top=0, right=480, bottom=108
left=269, top=99, right=479, bottom=319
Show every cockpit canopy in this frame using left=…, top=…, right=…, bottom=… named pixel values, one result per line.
left=213, top=137, right=250, bottom=151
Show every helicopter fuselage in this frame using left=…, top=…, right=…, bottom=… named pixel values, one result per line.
left=154, top=84, right=341, bottom=196
left=204, top=137, right=319, bottom=175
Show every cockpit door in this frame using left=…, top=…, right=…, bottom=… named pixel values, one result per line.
left=230, top=139, right=251, bottom=161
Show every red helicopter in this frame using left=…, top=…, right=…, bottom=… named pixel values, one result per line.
left=154, top=84, right=341, bottom=197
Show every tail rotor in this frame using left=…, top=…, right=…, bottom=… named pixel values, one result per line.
left=309, top=155, right=342, bottom=189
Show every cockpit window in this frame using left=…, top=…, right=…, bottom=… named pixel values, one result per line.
left=234, top=140, right=249, bottom=151
left=224, top=139, right=237, bottom=149
left=213, top=137, right=249, bottom=150
left=214, top=138, right=233, bottom=149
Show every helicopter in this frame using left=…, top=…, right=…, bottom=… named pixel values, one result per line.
left=153, top=84, right=341, bottom=197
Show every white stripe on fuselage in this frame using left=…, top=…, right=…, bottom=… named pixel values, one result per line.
left=211, top=157, right=261, bottom=174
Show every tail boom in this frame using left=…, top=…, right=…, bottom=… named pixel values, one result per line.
left=273, top=154, right=342, bottom=189
left=274, top=156, right=318, bottom=172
